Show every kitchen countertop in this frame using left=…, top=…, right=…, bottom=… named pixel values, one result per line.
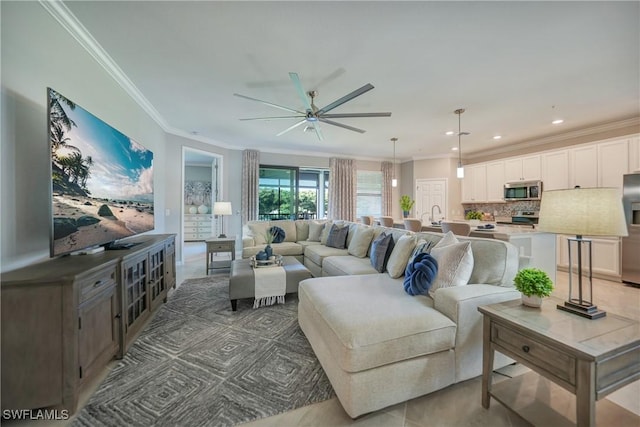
left=394, top=220, right=544, bottom=239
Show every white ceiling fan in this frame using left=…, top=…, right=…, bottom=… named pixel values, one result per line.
left=233, top=72, right=392, bottom=141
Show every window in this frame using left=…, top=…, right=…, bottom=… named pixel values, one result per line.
left=356, top=170, right=382, bottom=218
left=258, top=166, right=329, bottom=220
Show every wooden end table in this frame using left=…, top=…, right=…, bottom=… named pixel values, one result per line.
left=479, top=298, right=640, bottom=427
left=205, top=236, right=235, bottom=274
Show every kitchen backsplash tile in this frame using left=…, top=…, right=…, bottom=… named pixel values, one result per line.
left=463, top=201, right=540, bottom=218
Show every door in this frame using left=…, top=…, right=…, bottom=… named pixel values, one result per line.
left=416, top=179, right=447, bottom=224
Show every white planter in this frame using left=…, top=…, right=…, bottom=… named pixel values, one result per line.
left=522, top=294, right=542, bottom=308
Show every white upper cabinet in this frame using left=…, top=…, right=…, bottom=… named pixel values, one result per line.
left=486, top=161, right=505, bottom=202
left=570, top=145, right=598, bottom=188
left=630, top=136, right=640, bottom=173
left=461, top=164, right=487, bottom=203
left=598, top=139, right=629, bottom=188
left=542, top=150, right=570, bottom=191
left=504, top=155, right=541, bottom=182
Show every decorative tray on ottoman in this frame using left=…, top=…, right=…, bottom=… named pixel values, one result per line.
left=250, top=254, right=284, bottom=268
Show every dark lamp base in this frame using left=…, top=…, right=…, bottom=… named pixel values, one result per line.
left=218, top=234, right=227, bottom=238
left=557, top=301, right=606, bottom=319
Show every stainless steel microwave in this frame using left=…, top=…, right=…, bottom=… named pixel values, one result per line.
left=504, top=181, right=542, bottom=201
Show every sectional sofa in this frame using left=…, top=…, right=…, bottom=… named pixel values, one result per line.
left=242, top=219, right=521, bottom=418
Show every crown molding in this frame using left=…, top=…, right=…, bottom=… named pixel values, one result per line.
left=464, top=116, right=640, bottom=160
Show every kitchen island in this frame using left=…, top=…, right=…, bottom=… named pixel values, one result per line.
left=395, top=220, right=556, bottom=283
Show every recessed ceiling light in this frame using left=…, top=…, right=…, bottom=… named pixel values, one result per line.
left=445, top=131, right=454, bottom=136
left=552, top=119, right=564, bottom=125
left=451, top=147, right=458, bottom=151
left=493, top=135, right=502, bottom=140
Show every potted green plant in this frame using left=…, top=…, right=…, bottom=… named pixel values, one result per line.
left=399, top=195, right=415, bottom=218
left=465, top=210, right=483, bottom=226
left=513, top=268, right=554, bottom=307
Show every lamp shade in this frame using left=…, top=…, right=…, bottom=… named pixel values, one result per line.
left=213, top=201, right=232, bottom=216
left=537, top=187, right=628, bottom=237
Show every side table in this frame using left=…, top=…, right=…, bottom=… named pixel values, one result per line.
left=478, top=298, right=640, bottom=427
left=205, top=236, right=236, bottom=274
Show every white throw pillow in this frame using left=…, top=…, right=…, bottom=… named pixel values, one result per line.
left=307, top=221, right=325, bottom=242
left=247, top=222, right=271, bottom=245
left=386, top=234, right=417, bottom=278
left=320, top=221, right=335, bottom=244
left=435, top=230, right=459, bottom=248
left=347, top=225, right=375, bottom=258
left=429, top=241, right=474, bottom=298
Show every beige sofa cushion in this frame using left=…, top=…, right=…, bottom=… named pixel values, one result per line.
left=298, top=274, right=456, bottom=372
left=322, top=256, right=378, bottom=276
left=386, top=234, right=417, bottom=278
left=243, top=242, right=303, bottom=258
left=347, top=225, right=375, bottom=258
left=247, top=222, right=271, bottom=245
left=295, top=220, right=310, bottom=242
left=308, top=221, right=326, bottom=242
left=304, top=244, right=349, bottom=267
left=271, top=220, right=297, bottom=243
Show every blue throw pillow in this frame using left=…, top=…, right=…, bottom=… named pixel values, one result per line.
left=405, top=240, right=434, bottom=275
left=403, top=253, right=439, bottom=296
left=269, top=226, right=286, bottom=243
left=325, top=224, right=349, bottom=249
left=370, top=232, right=394, bottom=273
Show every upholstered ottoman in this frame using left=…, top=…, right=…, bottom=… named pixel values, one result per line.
left=229, top=256, right=312, bottom=310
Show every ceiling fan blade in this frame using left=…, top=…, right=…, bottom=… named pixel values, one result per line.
left=234, top=93, right=303, bottom=114
left=276, top=119, right=306, bottom=136
left=319, top=118, right=366, bottom=134
left=311, top=122, right=324, bottom=141
left=240, top=116, right=302, bottom=121
left=316, top=83, right=374, bottom=115
left=289, top=72, right=313, bottom=111
left=321, top=112, right=392, bottom=118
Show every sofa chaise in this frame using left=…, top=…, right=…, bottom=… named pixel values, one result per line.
left=242, top=219, right=521, bottom=418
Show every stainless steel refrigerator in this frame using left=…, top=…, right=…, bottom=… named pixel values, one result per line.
left=622, top=173, right=640, bottom=285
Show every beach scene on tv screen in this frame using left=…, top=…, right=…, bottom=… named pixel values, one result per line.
left=50, top=88, right=154, bottom=255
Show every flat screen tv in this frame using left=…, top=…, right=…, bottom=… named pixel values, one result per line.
left=49, top=87, right=154, bottom=257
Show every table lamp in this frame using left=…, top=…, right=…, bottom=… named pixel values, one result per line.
left=213, top=201, right=232, bottom=238
left=537, top=187, right=628, bottom=319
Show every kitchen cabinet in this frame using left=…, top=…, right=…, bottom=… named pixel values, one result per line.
left=461, top=164, right=487, bottom=203
left=504, top=155, right=541, bottom=182
left=486, top=161, right=505, bottom=202
left=0, top=234, right=176, bottom=413
left=630, top=136, right=640, bottom=173
left=542, top=150, right=569, bottom=190
left=570, top=145, right=598, bottom=188
left=556, top=235, right=621, bottom=280
left=598, top=139, right=628, bottom=188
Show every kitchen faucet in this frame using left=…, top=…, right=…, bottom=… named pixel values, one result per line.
left=430, top=204, right=442, bottom=223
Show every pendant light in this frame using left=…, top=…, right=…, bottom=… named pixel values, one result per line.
left=454, top=108, right=468, bottom=179
left=391, top=137, right=398, bottom=187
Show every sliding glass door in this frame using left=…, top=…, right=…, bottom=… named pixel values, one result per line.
left=259, top=166, right=328, bottom=220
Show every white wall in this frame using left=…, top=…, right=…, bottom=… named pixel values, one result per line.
left=1, top=2, right=169, bottom=271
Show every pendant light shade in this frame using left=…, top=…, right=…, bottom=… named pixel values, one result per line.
left=391, top=137, right=398, bottom=187
left=454, top=109, right=468, bottom=179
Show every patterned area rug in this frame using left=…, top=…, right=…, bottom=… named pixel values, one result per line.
left=73, top=275, right=335, bottom=427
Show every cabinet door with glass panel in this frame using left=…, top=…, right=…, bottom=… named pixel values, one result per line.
left=121, top=251, right=150, bottom=349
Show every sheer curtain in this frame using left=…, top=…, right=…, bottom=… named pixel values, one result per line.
left=328, top=158, right=356, bottom=221
left=242, top=149, right=259, bottom=224
left=381, top=161, right=393, bottom=216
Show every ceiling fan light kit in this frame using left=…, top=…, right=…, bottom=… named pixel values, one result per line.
left=234, top=72, right=392, bottom=141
